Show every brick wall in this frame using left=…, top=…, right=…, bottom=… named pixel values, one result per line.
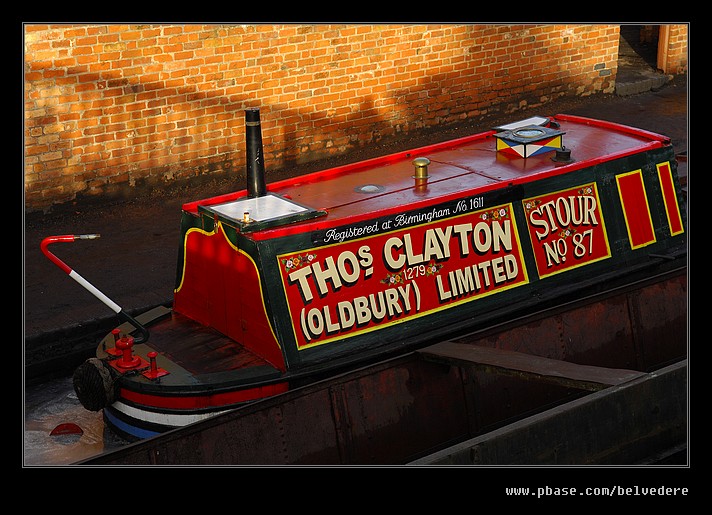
left=25, top=24, right=626, bottom=213
left=664, top=25, right=688, bottom=75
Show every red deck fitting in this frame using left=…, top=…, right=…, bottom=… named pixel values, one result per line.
left=142, top=351, right=169, bottom=380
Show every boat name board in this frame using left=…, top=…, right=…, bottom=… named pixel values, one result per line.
left=522, top=182, right=611, bottom=278
left=278, top=199, right=529, bottom=350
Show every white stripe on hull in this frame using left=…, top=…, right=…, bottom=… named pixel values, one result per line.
left=111, top=401, right=231, bottom=428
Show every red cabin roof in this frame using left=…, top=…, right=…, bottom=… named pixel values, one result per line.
left=184, top=114, right=669, bottom=240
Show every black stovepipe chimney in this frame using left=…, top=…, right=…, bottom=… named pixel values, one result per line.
left=245, top=107, right=267, bottom=198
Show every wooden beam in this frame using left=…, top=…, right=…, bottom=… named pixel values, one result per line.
left=657, top=25, right=670, bottom=74
left=410, top=360, right=687, bottom=465
left=418, top=341, right=645, bottom=392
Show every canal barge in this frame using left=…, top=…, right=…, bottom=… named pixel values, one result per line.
left=42, top=108, right=687, bottom=440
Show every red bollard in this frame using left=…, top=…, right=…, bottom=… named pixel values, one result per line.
left=148, top=351, right=158, bottom=375
left=142, top=350, right=168, bottom=379
left=107, top=328, right=122, bottom=356
left=114, top=336, right=141, bottom=368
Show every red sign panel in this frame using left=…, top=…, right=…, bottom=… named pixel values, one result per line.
left=278, top=203, right=530, bottom=350
left=656, top=161, right=685, bottom=236
left=522, top=183, right=611, bottom=279
left=616, top=170, right=656, bottom=249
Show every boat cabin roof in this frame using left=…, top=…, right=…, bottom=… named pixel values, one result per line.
left=184, top=114, right=670, bottom=238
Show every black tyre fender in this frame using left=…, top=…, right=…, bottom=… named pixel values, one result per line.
left=73, top=358, right=117, bottom=412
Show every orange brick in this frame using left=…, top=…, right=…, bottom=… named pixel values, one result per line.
left=24, top=23, right=686, bottom=212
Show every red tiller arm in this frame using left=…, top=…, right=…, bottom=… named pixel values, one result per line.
left=40, top=234, right=99, bottom=274
left=40, top=234, right=150, bottom=343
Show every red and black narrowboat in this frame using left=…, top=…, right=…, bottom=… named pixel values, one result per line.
left=42, top=108, right=687, bottom=440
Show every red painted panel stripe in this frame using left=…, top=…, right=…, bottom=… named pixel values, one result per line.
left=616, top=170, right=656, bottom=249
left=657, top=161, right=684, bottom=236
left=119, top=382, right=289, bottom=410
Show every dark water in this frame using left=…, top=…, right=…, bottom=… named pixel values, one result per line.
left=23, top=375, right=128, bottom=467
